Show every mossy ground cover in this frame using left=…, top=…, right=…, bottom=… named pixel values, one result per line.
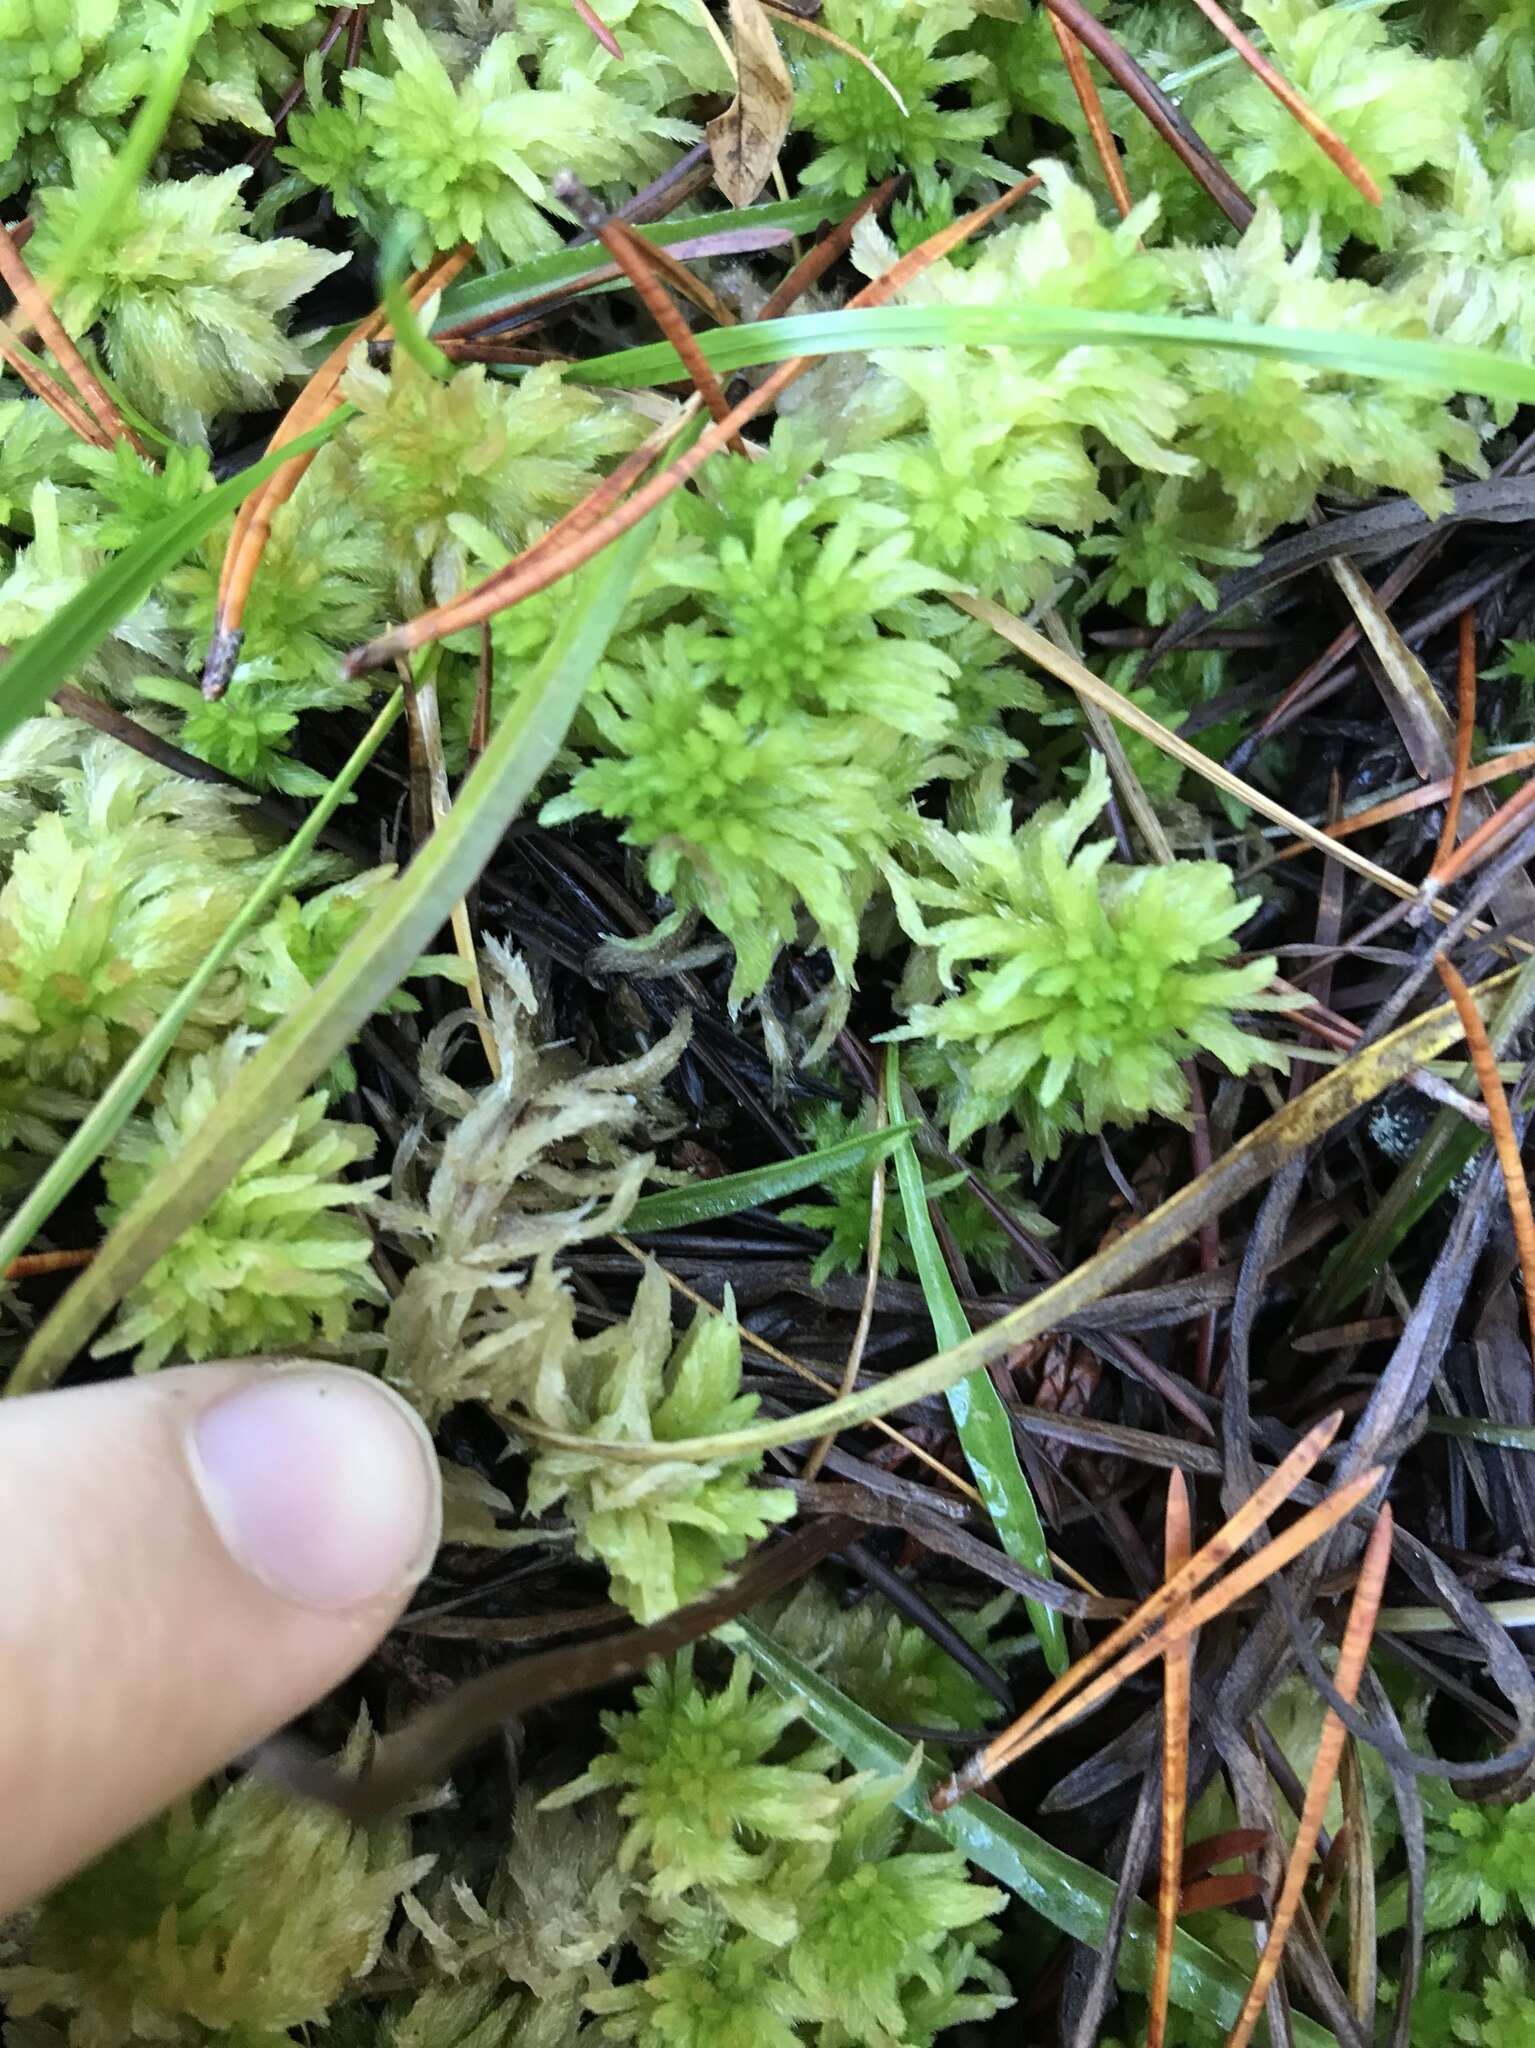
left=6, top=0, right=1535, bottom=2040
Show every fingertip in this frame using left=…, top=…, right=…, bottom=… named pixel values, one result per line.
left=188, top=1366, right=440, bottom=1612
left=0, top=1362, right=441, bottom=1909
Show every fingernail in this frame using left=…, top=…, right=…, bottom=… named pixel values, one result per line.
left=189, top=1368, right=441, bottom=1611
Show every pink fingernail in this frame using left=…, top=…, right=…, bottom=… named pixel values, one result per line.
left=189, top=1368, right=440, bottom=1611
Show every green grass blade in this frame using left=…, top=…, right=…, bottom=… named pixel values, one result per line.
left=566, top=304, right=1535, bottom=408
left=302, top=196, right=828, bottom=362
left=8, top=515, right=652, bottom=1394
left=379, top=223, right=454, bottom=380
left=41, top=0, right=210, bottom=292
left=625, top=1120, right=918, bottom=1231
left=0, top=688, right=405, bottom=1284
left=0, top=413, right=347, bottom=747
left=737, top=1621, right=1336, bottom=2048
left=432, top=195, right=831, bottom=333
left=1427, top=1415, right=1535, bottom=1451
left=883, top=1049, right=1067, bottom=1677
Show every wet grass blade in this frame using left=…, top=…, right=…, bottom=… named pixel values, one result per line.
left=568, top=304, right=1535, bottom=409
left=625, top=1120, right=916, bottom=1230
left=0, top=688, right=405, bottom=1281
left=737, top=1621, right=1336, bottom=2048
left=884, top=1047, right=1067, bottom=1675
left=0, top=413, right=346, bottom=746
left=7, top=516, right=652, bottom=1394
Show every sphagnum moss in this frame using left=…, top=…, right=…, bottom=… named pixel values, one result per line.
left=3, top=1, right=1535, bottom=2041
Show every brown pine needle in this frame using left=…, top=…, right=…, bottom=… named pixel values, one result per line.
left=570, top=0, right=623, bottom=57
left=0, top=313, right=114, bottom=448
left=4, top=1247, right=95, bottom=1279
left=1046, top=12, right=1134, bottom=219
left=763, top=4, right=909, bottom=114
left=1423, top=767, right=1535, bottom=896
left=0, top=221, right=145, bottom=452
left=1224, top=1508, right=1394, bottom=2048
left=1149, top=1469, right=1193, bottom=2048
left=1268, top=741, right=1535, bottom=864
left=756, top=176, right=903, bottom=321
left=344, top=177, right=1042, bottom=675
left=931, top=1413, right=1345, bottom=1808
left=1183, top=0, right=1381, bottom=206
left=1182, top=1829, right=1270, bottom=1882
left=1434, top=608, right=1479, bottom=872
left=204, top=241, right=474, bottom=695
left=1434, top=956, right=1535, bottom=1375
left=552, top=172, right=742, bottom=443
left=969, top=1465, right=1383, bottom=1777
left=1180, top=1871, right=1266, bottom=1916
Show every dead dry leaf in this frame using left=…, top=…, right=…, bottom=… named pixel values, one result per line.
left=707, top=0, right=793, bottom=205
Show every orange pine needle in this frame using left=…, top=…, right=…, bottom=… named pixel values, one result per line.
left=0, top=315, right=114, bottom=449
left=203, top=241, right=474, bottom=695
left=971, top=1465, right=1383, bottom=1773
left=1434, top=955, right=1535, bottom=1375
left=1046, top=12, right=1134, bottom=219
left=0, top=222, right=145, bottom=453
left=4, top=1247, right=94, bottom=1279
left=1184, top=0, right=1382, bottom=207
left=1423, top=767, right=1535, bottom=895
left=345, top=175, right=1045, bottom=675
left=553, top=172, right=742, bottom=444
left=1269, top=741, right=1535, bottom=864
left=931, top=1413, right=1346, bottom=1809
left=1224, top=1509, right=1394, bottom=2048
left=1433, top=608, right=1478, bottom=872
left=1149, top=1469, right=1192, bottom=2048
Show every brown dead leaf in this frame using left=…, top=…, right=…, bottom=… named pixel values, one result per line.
left=707, top=0, right=793, bottom=205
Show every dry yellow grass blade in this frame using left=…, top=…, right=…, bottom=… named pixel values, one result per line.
left=400, top=666, right=499, bottom=1077
left=958, top=595, right=1528, bottom=954
left=802, top=1095, right=887, bottom=1483
left=612, top=1233, right=986, bottom=1509
left=1224, top=1509, right=1394, bottom=2048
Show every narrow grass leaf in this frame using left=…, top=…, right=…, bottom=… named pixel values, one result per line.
left=375, top=196, right=827, bottom=342
left=512, top=973, right=1514, bottom=1468
left=0, top=414, right=346, bottom=745
left=379, top=223, right=454, bottom=380
left=625, top=1119, right=917, bottom=1230
left=737, top=1621, right=1336, bottom=2048
left=0, top=688, right=405, bottom=1283
left=40, top=0, right=209, bottom=292
left=884, top=1046, right=1067, bottom=1675
left=567, top=304, right=1535, bottom=407
left=8, top=516, right=652, bottom=1394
